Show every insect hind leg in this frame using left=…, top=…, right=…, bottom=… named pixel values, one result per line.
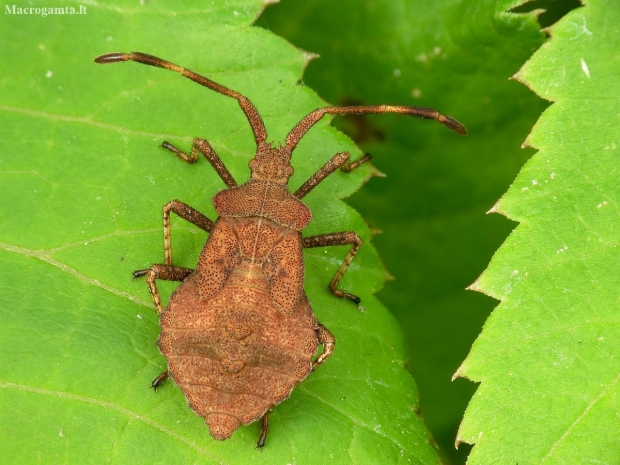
left=312, top=323, right=335, bottom=371
left=151, top=370, right=169, bottom=391
left=256, top=412, right=270, bottom=449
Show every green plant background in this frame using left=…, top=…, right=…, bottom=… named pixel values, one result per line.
left=459, top=0, right=620, bottom=463
left=3, top=0, right=618, bottom=464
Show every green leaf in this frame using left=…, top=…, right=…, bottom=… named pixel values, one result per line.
left=259, top=0, right=549, bottom=462
left=0, top=1, right=439, bottom=464
left=457, top=0, right=620, bottom=463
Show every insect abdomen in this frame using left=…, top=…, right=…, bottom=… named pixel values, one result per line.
left=158, top=219, right=318, bottom=440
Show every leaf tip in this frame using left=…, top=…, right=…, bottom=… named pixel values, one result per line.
left=369, top=226, right=383, bottom=239
left=465, top=279, right=481, bottom=292
left=263, top=0, right=280, bottom=5
left=486, top=200, right=508, bottom=217
left=466, top=277, right=497, bottom=299
left=486, top=202, right=499, bottom=215
left=303, top=50, right=320, bottom=64
left=454, top=431, right=470, bottom=450
left=370, top=165, right=386, bottom=178
left=510, top=67, right=528, bottom=86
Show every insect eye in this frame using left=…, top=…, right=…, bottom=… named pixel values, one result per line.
left=248, top=159, right=258, bottom=170
left=285, top=165, right=294, bottom=177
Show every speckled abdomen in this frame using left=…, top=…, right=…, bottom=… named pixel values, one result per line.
left=157, top=217, right=319, bottom=440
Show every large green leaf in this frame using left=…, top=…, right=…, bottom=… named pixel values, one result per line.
left=457, top=0, right=620, bottom=463
left=0, top=1, right=439, bottom=464
left=259, top=0, right=550, bottom=462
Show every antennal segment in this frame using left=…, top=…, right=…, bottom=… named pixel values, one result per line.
left=285, top=105, right=466, bottom=152
left=94, top=52, right=268, bottom=147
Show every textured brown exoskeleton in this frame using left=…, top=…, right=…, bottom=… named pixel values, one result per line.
left=94, top=51, right=466, bottom=447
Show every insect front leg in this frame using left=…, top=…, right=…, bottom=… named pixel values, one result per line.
left=293, top=151, right=372, bottom=200
left=303, top=232, right=363, bottom=307
left=161, top=137, right=238, bottom=188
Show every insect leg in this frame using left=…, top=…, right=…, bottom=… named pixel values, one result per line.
left=133, top=264, right=193, bottom=315
left=303, top=232, right=362, bottom=306
left=151, top=370, right=169, bottom=391
left=293, top=151, right=372, bottom=200
left=163, top=199, right=215, bottom=265
left=312, top=323, right=335, bottom=370
left=257, top=412, right=269, bottom=449
left=161, top=138, right=238, bottom=188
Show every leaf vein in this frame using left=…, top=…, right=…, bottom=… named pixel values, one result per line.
left=0, top=242, right=151, bottom=308
left=299, top=385, right=407, bottom=453
left=541, top=370, right=620, bottom=461
left=0, top=380, right=227, bottom=463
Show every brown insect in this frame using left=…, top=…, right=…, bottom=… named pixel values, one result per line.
left=94, top=51, right=466, bottom=447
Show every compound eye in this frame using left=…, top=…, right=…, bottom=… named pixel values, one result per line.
left=248, top=159, right=258, bottom=170
left=285, top=165, right=294, bottom=177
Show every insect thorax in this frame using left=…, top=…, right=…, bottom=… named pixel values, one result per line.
left=213, top=179, right=312, bottom=231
